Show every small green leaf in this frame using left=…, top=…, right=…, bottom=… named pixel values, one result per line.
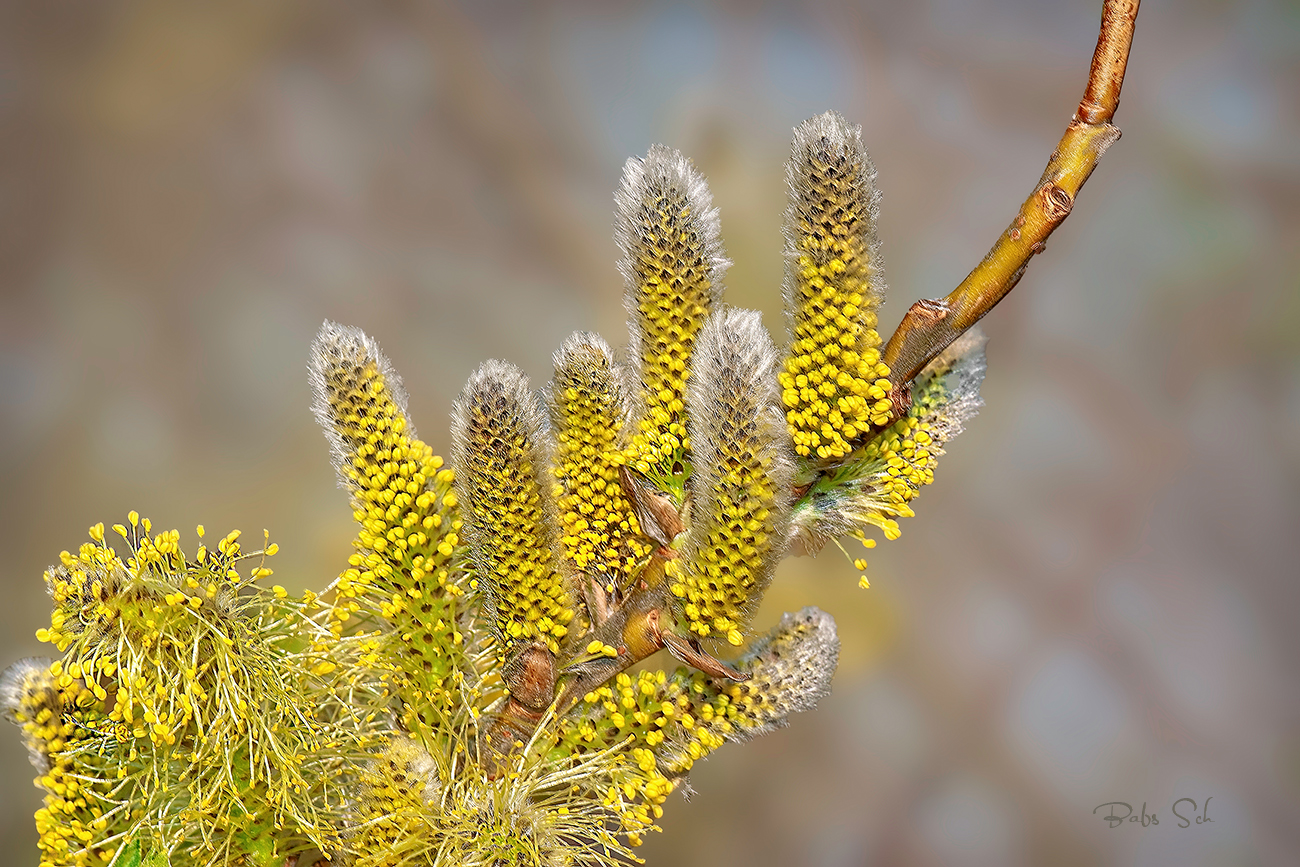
left=119, top=840, right=167, bottom=867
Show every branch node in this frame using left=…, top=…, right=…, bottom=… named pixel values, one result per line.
left=1042, top=184, right=1074, bottom=221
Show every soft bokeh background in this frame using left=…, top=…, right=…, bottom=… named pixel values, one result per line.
left=2, top=0, right=1297, bottom=864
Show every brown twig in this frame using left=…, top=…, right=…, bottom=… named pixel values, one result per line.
left=880, top=0, right=1139, bottom=392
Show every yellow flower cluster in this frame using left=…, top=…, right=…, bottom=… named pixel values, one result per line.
left=688, top=606, right=838, bottom=743
left=352, top=737, right=440, bottom=859
left=672, top=309, right=791, bottom=645
left=787, top=331, right=987, bottom=587
left=843, top=333, right=986, bottom=544
left=310, top=322, right=468, bottom=732
left=779, top=111, right=893, bottom=460
left=7, top=83, right=1012, bottom=854
left=2, top=660, right=114, bottom=867
left=39, top=515, right=248, bottom=654
left=25, top=515, right=350, bottom=863
left=549, top=334, right=650, bottom=597
left=851, top=410, right=940, bottom=539
left=616, top=145, right=727, bottom=481
left=558, top=669, right=697, bottom=844
left=555, top=607, right=837, bottom=845
left=38, top=518, right=275, bottom=751
left=673, top=487, right=778, bottom=647
left=452, top=361, right=574, bottom=655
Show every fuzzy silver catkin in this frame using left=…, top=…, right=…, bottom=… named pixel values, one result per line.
left=546, top=331, right=628, bottom=440
left=451, top=359, right=571, bottom=652
left=915, top=328, right=988, bottom=443
left=615, top=144, right=731, bottom=472
left=546, top=332, right=654, bottom=599
left=0, top=658, right=57, bottom=772
left=656, top=606, right=840, bottom=776
left=615, top=144, right=730, bottom=358
left=684, top=307, right=793, bottom=515
left=779, top=110, right=899, bottom=458
left=549, top=332, right=621, bottom=386
left=722, top=605, right=839, bottom=739
left=674, top=307, right=794, bottom=643
left=450, top=358, right=556, bottom=557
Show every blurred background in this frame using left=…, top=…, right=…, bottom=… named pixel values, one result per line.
left=2, top=0, right=1297, bottom=864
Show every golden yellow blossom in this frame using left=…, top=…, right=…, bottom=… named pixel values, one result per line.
left=310, top=321, right=467, bottom=736
left=452, top=360, right=574, bottom=656
left=671, top=309, right=793, bottom=645
left=548, top=332, right=652, bottom=602
left=780, top=111, right=894, bottom=460
left=617, top=144, right=729, bottom=486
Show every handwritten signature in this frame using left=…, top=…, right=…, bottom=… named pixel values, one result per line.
left=1093, top=797, right=1213, bottom=829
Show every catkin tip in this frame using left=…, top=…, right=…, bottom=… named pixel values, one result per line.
left=309, top=320, right=415, bottom=487
left=729, top=605, right=839, bottom=739
left=614, top=145, right=729, bottom=296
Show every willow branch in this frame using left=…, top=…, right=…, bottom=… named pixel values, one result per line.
left=880, top=0, right=1139, bottom=391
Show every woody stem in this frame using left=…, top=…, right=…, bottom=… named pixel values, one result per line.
left=880, top=0, right=1140, bottom=390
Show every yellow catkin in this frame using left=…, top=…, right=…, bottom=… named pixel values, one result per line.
left=452, top=360, right=574, bottom=656
left=849, top=332, right=986, bottom=539
left=615, top=145, right=729, bottom=482
left=779, top=111, right=893, bottom=460
left=350, top=736, right=440, bottom=857
left=787, top=331, right=988, bottom=572
left=310, top=321, right=466, bottom=732
left=671, top=310, right=791, bottom=644
left=40, top=519, right=259, bottom=741
left=3, top=660, right=115, bottom=867
left=549, top=333, right=651, bottom=598
left=27, top=516, right=339, bottom=858
left=554, top=608, right=837, bottom=845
